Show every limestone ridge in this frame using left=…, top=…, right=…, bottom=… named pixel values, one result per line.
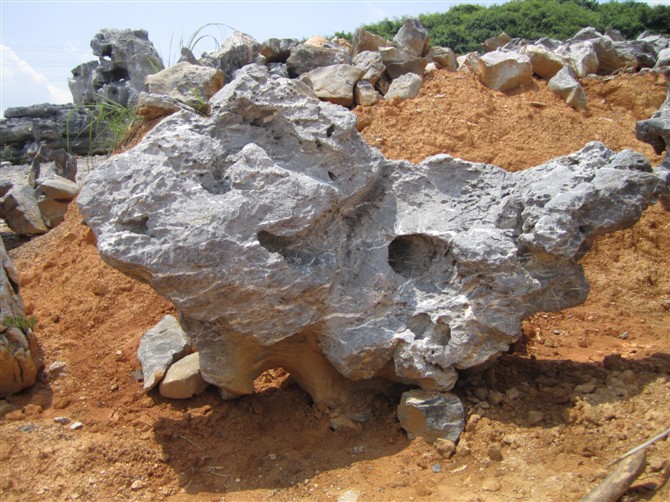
left=78, top=64, right=667, bottom=410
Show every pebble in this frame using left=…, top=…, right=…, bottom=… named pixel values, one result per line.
left=130, top=480, right=147, bottom=491
left=53, top=416, right=71, bottom=425
left=47, top=361, right=67, bottom=377
left=506, top=387, right=521, bottom=400
left=434, top=438, right=456, bottom=459
left=351, top=446, right=364, bottom=454
left=20, top=424, right=35, bottom=433
left=487, top=443, right=503, bottom=461
left=338, top=489, right=359, bottom=502
left=527, top=410, right=544, bottom=426
left=268, top=453, right=277, bottom=461
left=431, top=463, right=442, bottom=473
left=618, top=332, right=629, bottom=340
left=69, top=421, right=83, bottom=430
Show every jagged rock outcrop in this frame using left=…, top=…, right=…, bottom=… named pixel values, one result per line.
left=84, top=28, right=164, bottom=107
left=79, top=65, right=666, bottom=420
left=1, top=239, right=41, bottom=397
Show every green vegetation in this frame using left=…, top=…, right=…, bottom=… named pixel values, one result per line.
left=344, top=0, right=670, bottom=53
left=2, top=315, right=38, bottom=332
left=66, top=94, right=141, bottom=156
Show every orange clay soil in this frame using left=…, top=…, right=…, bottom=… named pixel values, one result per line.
left=1, top=70, right=669, bottom=501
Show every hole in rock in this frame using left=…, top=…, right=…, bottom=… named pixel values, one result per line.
left=327, top=171, right=338, bottom=182
left=110, top=68, right=129, bottom=81
left=257, top=230, right=321, bottom=267
left=326, top=124, right=335, bottom=137
left=119, top=216, right=149, bottom=235
left=407, top=313, right=431, bottom=338
left=388, top=234, right=443, bottom=278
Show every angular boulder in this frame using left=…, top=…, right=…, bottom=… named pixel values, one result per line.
left=548, top=65, right=587, bottom=111
left=354, top=80, right=382, bottom=107
left=201, top=31, right=262, bottom=83
left=352, top=28, right=392, bottom=55
left=476, top=52, right=533, bottom=92
left=137, top=92, right=182, bottom=120
left=483, top=32, right=511, bottom=53
left=522, top=45, right=567, bottom=80
left=386, top=58, right=429, bottom=80
left=385, top=73, right=423, bottom=101
left=655, top=48, right=670, bottom=69
left=353, top=51, right=385, bottom=85
left=301, top=65, right=365, bottom=108
left=557, top=41, right=599, bottom=78
left=0, top=184, right=48, bottom=236
left=286, top=45, right=352, bottom=77
left=79, top=64, right=667, bottom=417
left=393, top=18, right=429, bottom=58
left=145, top=62, right=224, bottom=111
left=430, top=47, right=458, bottom=71
left=261, top=38, right=300, bottom=63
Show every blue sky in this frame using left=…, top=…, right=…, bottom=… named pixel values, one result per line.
left=0, top=0, right=666, bottom=116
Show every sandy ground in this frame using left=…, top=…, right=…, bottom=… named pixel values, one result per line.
left=1, top=69, right=669, bottom=501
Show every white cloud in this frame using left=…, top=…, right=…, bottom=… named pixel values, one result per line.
left=1, top=45, right=71, bottom=117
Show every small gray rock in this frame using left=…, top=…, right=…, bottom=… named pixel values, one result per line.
left=137, top=315, right=191, bottom=391
left=385, top=72, right=423, bottom=101
left=159, top=352, right=209, bottom=399
left=397, top=389, right=465, bottom=443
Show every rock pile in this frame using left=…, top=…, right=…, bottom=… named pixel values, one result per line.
left=78, top=63, right=668, bottom=440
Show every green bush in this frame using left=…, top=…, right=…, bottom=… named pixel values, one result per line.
left=345, top=0, right=670, bottom=54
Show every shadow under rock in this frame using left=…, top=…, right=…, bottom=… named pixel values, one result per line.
left=151, top=380, right=408, bottom=495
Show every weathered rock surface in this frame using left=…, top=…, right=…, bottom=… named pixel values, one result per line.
left=301, top=65, right=364, bottom=108
left=548, top=65, right=587, bottom=111
left=483, top=32, right=512, bottom=53
left=159, top=352, right=209, bottom=399
left=476, top=52, right=533, bottom=91
left=0, top=183, right=48, bottom=235
left=79, top=64, right=666, bottom=415
left=352, top=28, right=392, bottom=55
left=137, top=315, right=191, bottom=391
left=557, top=41, right=599, bottom=78
left=136, top=92, right=183, bottom=120
left=261, top=38, right=300, bottom=63
left=385, top=72, right=424, bottom=100
left=88, top=28, right=163, bottom=107
left=145, top=62, right=224, bottom=111
left=397, top=390, right=465, bottom=442
left=1, top=240, right=41, bottom=397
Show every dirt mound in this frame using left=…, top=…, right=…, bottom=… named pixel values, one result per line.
left=1, top=70, right=669, bottom=501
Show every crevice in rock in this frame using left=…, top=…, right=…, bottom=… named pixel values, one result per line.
left=118, top=215, right=149, bottom=235
left=257, top=230, right=323, bottom=267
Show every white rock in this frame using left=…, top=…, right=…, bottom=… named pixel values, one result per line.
left=476, top=51, right=533, bottom=91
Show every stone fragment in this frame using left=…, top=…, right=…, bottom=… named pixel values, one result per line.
left=483, top=32, right=511, bottom=52
left=53, top=416, right=71, bottom=425
left=286, top=45, right=352, bottom=77
left=352, top=28, right=392, bottom=55
left=136, top=92, right=182, bottom=120
left=338, top=489, right=360, bottom=502
left=557, top=41, right=599, bottom=78
left=36, top=175, right=79, bottom=200
left=522, top=45, right=567, bottom=80
left=201, top=31, right=262, bottom=82
left=352, top=51, right=385, bottom=85
left=261, top=38, right=299, bottom=63
left=354, top=80, right=382, bottom=107
left=434, top=438, right=456, bottom=458
left=393, top=18, right=429, bottom=58
left=457, top=52, right=481, bottom=73
left=301, top=64, right=365, bottom=108
left=385, top=72, right=423, bottom=101
left=397, top=390, right=465, bottom=443
left=476, top=52, right=533, bottom=91
left=78, top=64, right=667, bottom=417
left=145, top=62, right=224, bottom=111
left=430, top=47, right=458, bottom=71
left=548, top=65, right=587, bottom=111
left=137, top=315, right=191, bottom=391
left=159, top=352, right=209, bottom=399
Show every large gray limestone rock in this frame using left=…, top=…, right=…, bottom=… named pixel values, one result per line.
left=89, top=28, right=164, bottom=107
left=78, top=64, right=667, bottom=414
